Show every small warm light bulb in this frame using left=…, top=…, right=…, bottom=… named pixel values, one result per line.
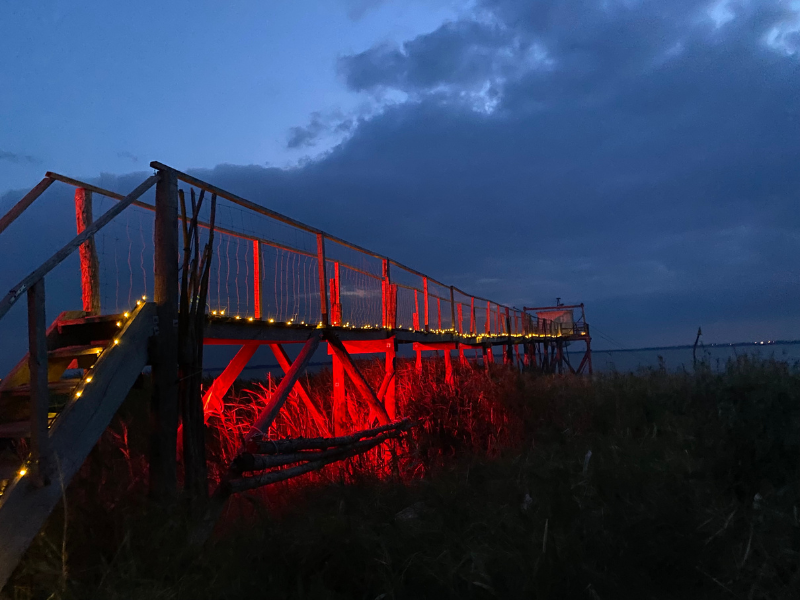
left=18, top=468, right=27, bottom=477
left=248, top=317, right=254, bottom=322
left=221, top=310, right=225, bottom=315
left=114, top=339, right=119, bottom=345
left=235, top=315, right=241, bottom=320
left=85, top=376, right=92, bottom=383
left=116, top=321, right=122, bottom=327
left=212, top=310, right=217, bottom=315
left=142, top=295, right=146, bottom=300
left=136, top=300, right=142, bottom=306
left=75, top=390, right=82, bottom=398
left=123, top=312, right=129, bottom=318
left=269, top=318, right=274, bottom=323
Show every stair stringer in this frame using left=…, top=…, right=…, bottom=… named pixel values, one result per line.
left=0, top=302, right=155, bottom=589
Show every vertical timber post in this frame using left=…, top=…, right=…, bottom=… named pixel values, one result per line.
left=74, top=188, right=100, bottom=315
left=449, top=286, right=456, bottom=332
left=385, top=338, right=397, bottom=419
left=27, top=279, right=51, bottom=483
left=150, top=168, right=179, bottom=503
left=382, top=259, right=390, bottom=328
left=413, top=290, right=420, bottom=330
left=423, top=276, right=429, bottom=332
left=485, top=302, right=491, bottom=334
left=332, top=351, right=347, bottom=435
left=470, top=297, right=476, bottom=334
left=253, top=240, right=262, bottom=319
left=316, top=234, right=329, bottom=326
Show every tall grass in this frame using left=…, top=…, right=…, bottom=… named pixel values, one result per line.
left=8, top=355, right=800, bottom=599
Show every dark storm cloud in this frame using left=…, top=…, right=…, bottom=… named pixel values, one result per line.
left=1, top=0, right=797, bottom=353
left=0, top=150, right=40, bottom=164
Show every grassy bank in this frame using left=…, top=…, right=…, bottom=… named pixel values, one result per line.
left=8, top=356, right=800, bottom=599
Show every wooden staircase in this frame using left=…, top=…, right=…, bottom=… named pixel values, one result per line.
left=0, top=302, right=155, bottom=587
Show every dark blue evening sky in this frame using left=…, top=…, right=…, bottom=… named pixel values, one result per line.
left=1, top=0, right=799, bottom=354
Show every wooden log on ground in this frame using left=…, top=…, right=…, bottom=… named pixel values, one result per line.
left=226, top=433, right=398, bottom=494
left=233, top=426, right=408, bottom=472
left=246, top=418, right=411, bottom=454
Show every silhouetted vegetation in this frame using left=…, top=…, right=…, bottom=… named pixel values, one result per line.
left=8, top=356, right=800, bottom=599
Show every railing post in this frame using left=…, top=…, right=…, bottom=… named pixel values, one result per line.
left=423, top=276, right=429, bottom=332
left=27, top=279, right=51, bottom=483
left=437, top=298, right=441, bottom=331
left=74, top=188, right=100, bottom=315
left=381, top=259, right=390, bottom=328
left=253, top=240, right=262, bottom=319
left=316, top=234, right=329, bottom=326
left=449, top=286, right=456, bottom=332
left=470, top=297, right=476, bottom=334
left=457, top=303, right=463, bottom=334
left=150, top=168, right=179, bottom=503
left=413, top=289, right=420, bottom=330
left=485, top=302, right=491, bottom=334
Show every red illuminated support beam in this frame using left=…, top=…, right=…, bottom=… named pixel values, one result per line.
left=316, top=234, right=329, bottom=326
left=267, top=343, right=330, bottom=436
left=246, top=332, right=323, bottom=440
left=485, top=302, right=491, bottom=334
left=413, top=289, right=420, bottom=331
left=202, top=342, right=260, bottom=419
left=253, top=240, right=262, bottom=320
left=325, top=333, right=390, bottom=425
left=74, top=188, right=100, bottom=315
left=470, top=297, right=476, bottom=334
left=423, top=276, right=429, bottom=332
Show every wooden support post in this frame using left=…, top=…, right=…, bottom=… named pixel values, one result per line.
left=246, top=333, right=323, bottom=440
left=268, top=343, right=330, bottom=436
left=423, top=277, right=429, bottom=332
left=459, top=345, right=468, bottom=366
left=444, top=348, right=453, bottom=385
left=74, top=188, right=100, bottom=315
left=457, top=303, right=463, bottom=334
left=485, top=302, right=491, bottom=334
left=150, top=168, right=179, bottom=503
left=470, top=297, right=476, bottom=334
left=202, top=343, right=260, bottom=419
left=253, top=240, right=262, bottom=319
left=449, top=286, right=456, bottom=332
left=389, top=284, right=397, bottom=329
left=505, top=308, right=513, bottom=364
left=415, top=347, right=422, bottom=374
left=27, top=279, right=51, bottom=483
left=381, top=259, right=390, bottom=328
left=316, top=234, right=329, bottom=326
left=330, top=261, right=341, bottom=325
left=325, top=333, right=390, bottom=425
left=437, top=298, right=441, bottom=331
left=384, top=338, right=397, bottom=419
left=413, top=289, right=420, bottom=330
left=332, top=352, right=347, bottom=436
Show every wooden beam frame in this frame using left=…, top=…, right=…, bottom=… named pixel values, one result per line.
left=324, top=333, right=390, bottom=425
left=74, top=188, right=100, bottom=315
left=202, top=343, right=260, bottom=419
left=267, top=343, right=330, bottom=436
left=245, top=332, right=323, bottom=440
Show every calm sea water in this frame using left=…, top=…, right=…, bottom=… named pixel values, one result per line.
left=571, top=342, right=800, bottom=373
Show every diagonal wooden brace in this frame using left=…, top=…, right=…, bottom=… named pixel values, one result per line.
left=245, top=332, right=322, bottom=441
left=202, top=342, right=259, bottom=420
left=267, top=342, right=330, bottom=437
left=324, top=332, right=391, bottom=425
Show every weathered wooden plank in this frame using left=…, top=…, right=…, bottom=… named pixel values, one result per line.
left=246, top=419, right=410, bottom=454
left=245, top=332, right=323, bottom=440
left=234, top=425, right=409, bottom=472
left=0, top=175, right=158, bottom=323
left=0, top=302, right=154, bottom=591
left=0, top=177, right=54, bottom=237
left=227, top=432, right=399, bottom=493
left=325, top=333, right=390, bottom=425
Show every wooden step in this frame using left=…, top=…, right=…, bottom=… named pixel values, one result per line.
left=47, top=345, right=105, bottom=359
left=2, top=379, right=82, bottom=397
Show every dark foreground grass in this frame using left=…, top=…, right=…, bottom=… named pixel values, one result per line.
left=8, top=356, right=800, bottom=599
